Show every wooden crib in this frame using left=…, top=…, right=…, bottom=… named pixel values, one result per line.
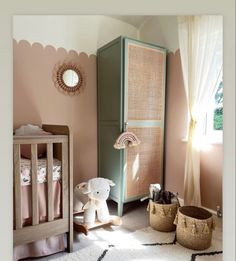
left=13, top=124, right=73, bottom=252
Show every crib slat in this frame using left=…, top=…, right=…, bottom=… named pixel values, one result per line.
left=31, top=144, right=39, bottom=225
left=47, top=143, right=53, bottom=221
left=62, top=142, right=69, bottom=218
left=14, top=144, right=22, bottom=229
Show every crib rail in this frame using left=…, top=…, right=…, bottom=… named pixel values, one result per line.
left=47, top=143, right=53, bottom=222
left=13, top=135, right=68, bottom=144
left=13, top=135, right=69, bottom=242
left=13, top=143, right=21, bottom=229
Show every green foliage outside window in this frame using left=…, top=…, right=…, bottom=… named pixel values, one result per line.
left=214, top=107, right=223, bottom=130
left=213, top=81, right=223, bottom=130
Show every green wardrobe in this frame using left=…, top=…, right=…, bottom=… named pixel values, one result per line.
left=97, top=36, right=167, bottom=216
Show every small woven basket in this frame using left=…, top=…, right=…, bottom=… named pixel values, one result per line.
left=148, top=200, right=179, bottom=232
left=175, top=206, right=215, bottom=250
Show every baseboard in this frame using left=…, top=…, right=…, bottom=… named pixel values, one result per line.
left=178, top=197, right=218, bottom=216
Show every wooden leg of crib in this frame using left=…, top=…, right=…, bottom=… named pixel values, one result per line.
left=67, top=231, right=73, bottom=252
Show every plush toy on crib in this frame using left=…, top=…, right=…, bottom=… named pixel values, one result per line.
left=74, top=177, right=121, bottom=226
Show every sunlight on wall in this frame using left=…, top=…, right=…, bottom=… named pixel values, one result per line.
left=193, top=136, right=213, bottom=152
left=132, top=154, right=140, bottom=180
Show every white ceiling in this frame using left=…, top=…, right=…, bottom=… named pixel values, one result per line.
left=108, top=15, right=151, bottom=29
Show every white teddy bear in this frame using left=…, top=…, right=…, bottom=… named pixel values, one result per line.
left=73, top=177, right=115, bottom=225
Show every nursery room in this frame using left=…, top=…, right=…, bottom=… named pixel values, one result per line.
left=13, top=15, right=223, bottom=261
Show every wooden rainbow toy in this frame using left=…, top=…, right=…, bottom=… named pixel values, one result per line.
left=114, top=131, right=141, bottom=149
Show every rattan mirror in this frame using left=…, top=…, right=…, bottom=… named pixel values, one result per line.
left=53, top=61, right=85, bottom=95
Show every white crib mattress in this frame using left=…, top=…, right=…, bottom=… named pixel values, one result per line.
left=20, top=158, right=61, bottom=186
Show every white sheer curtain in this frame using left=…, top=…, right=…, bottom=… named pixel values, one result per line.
left=178, top=16, right=223, bottom=206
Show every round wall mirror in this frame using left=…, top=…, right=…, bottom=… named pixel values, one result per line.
left=53, top=62, right=85, bottom=95
left=62, top=69, right=80, bottom=87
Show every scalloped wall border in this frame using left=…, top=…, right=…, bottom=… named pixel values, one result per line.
left=13, top=39, right=97, bottom=60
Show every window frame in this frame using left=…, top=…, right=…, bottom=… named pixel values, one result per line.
left=203, top=82, right=223, bottom=144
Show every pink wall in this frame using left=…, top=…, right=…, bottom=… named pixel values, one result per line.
left=165, top=50, right=223, bottom=210
left=13, top=40, right=97, bottom=186
left=165, top=50, right=187, bottom=198
left=200, top=144, right=223, bottom=210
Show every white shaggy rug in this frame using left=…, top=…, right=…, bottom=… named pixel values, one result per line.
left=51, top=227, right=222, bottom=261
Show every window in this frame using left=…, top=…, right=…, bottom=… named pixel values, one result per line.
left=204, top=81, right=223, bottom=142
left=213, top=81, right=223, bottom=131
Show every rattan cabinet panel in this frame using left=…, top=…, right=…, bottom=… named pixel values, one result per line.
left=127, top=43, right=165, bottom=121
left=126, top=127, right=163, bottom=198
left=97, top=37, right=166, bottom=216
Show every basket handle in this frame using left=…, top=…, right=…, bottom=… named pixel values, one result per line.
left=173, top=192, right=180, bottom=207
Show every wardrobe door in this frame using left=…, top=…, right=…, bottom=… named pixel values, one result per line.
left=123, top=38, right=166, bottom=200
left=97, top=37, right=124, bottom=204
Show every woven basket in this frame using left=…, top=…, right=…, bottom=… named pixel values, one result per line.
left=175, top=206, right=215, bottom=250
left=148, top=200, right=179, bottom=232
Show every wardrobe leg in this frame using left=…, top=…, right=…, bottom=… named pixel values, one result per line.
left=118, top=202, right=123, bottom=217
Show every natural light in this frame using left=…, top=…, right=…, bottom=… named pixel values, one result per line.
left=132, top=153, right=140, bottom=180
left=93, top=230, right=146, bottom=250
